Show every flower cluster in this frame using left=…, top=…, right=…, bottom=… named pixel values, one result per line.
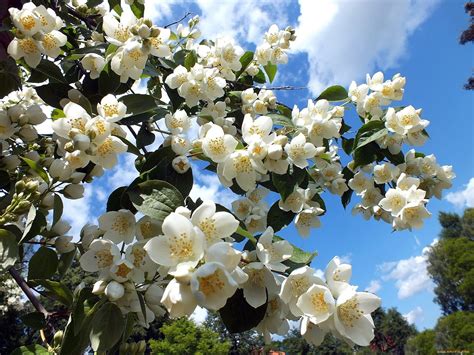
left=255, top=24, right=296, bottom=66
left=7, top=3, right=66, bottom=68
left=232, top=187, right=270, bottom=234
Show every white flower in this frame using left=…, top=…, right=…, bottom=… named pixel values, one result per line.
left=63, top=183, right=84, bottom=199
left=102, top=11, right=136, bottom=45
left=79, top=239, right=121, bottom=273
left=241, top=262, right=279, bottom=308
left=0, top=112, right=16, bottom=140
left=110, top=259, right=134, bottom=282
left=125, top=241, right=158, bottom=283
left=165, top=65, right=189, bottom=89
left=52, top=102, right=90, bottom=139
left=205, top=242, right=248, bottom=284
left=144, top=212, right=205, bottom=273
left=98, top=209, right=136, bottom=244
left=325, top=257, right=352, bottom=298
left=256, top=294, right=290, bottom=343
left=285, top=133, right=317, bottom=169
left=165, top=110, right=191, bottom=135
left=242, top=114, right=274, bottom=144
left=297, top=284, right=335, bottom=324
left=136, top=216, right=161, bottom=240
left=161, top=278, right=197, bottom=318
left=149, top=28, right=171, bottom=57
left=104, top=280, right=125, bottom=301
left=8, top=37, right=43, bottom=68
left=379, top=188, right=407, bottom=216
left=373, top=163, right=399, bottom=184
left=9, top=3, right=41, bottom=36
left=190, top=262, right=238, bottom=310
left=256, top=227, right=292, bottom=272
left=54, top=236, right=75, bottom=254
left=280, top=266, right=324, bottom=317
left=221, top=150, right=265, bottom=192
left=191, top=200, right=239, bottom=245
left=81, top=54, right=106, bottom=80
left=348, top=82, right=369, bottom=104
left=279, top=188, right=305, bottom=213
left=348, top=172, right=373, bottom=194
left=295, top=207, right=323, bottom=237
left=399, top=202, right=431, bottom=229
left=172, top=155, right=190, bottom=174
left=40, top=30, right=67, bottom=58
left=201, top=68, right=226, bottom=101
left=170, top=136, right=191, bottom=155
left=334, top=288, right=381, bottom=346
left=90, top=136, right=128, bottom=169
left=300, top=316, right=329, bottom=346
left=97, top=95, right=127, bottom=123
left=111, top=40, right=148, bottom=82
left=201, top=124, right=238, bottom=163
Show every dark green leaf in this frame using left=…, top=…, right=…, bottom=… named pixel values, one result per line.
left=272, top=167, right=306, bottom=201
left=99, top=62, right=121, bottom=95
left=267, top=201, right=295, bottom=232
left=21, top=206, right=47, bottom=243
left=108, top=0, right=122, bottom=14
left=21, top=312, right=46, bottom=330
left=90, top=302, right=125, bottom=351
left=236, top=51, right=254, bottom=78
left=119, top=94, right=157, bottom=116
left=136, top=124, right=155, bottom=149
left=353, top=120, right=386, bottom=151
left=263, top=63, right=277, bottom=83
left=342, top=137, right=354, bottom=155
left=35, top=83, right=73, bottom=108
left=33, top=59, right=66, bottom=83
left=141, top=146, right=193, bottom=197
left=21, top=157, right=49, bottom=183
left=127, top=180, right=184, bottom=225
left=34, top=280, right=74, bottom=307
left=28, top=246, right=58, bottom=280
left=219, top=289, right=267, bottom=333
left=316, top=85, right=348, bottom=101
left=130, top=2, right=144, bottom=17
left=0, top=228, right=18, bottom=273
left=353, top=142, right=379, bottom=169
left=184, top=50, right=197, bottom=70
left=253, top=69, right=266, bottom=84
left=53, top=194, right=63, bottom=226
left=58, top=249, right=76, bottom=277
left=107, top=186, right=128, bottom=211
left=0, top=58, right=21, bottom=98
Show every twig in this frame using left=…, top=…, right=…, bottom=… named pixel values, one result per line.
left=9, top=267, right=48, bottom=317
left=164, top=12, right=193, bottom=29
left=126, top=125, right=148, bottom=154
left=65, top=4, right=97, bottom=30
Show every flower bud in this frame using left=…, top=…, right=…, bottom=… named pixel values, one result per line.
left=15, top=180, right=26, bottom=193
left=25, top=180, right=39, bottom=193
left=105, top=281, right=125, bottom=301
left=67, top=89, right=83, bottom=103
left=55, top=236, right=75, bottom=254
left=63, top=183, right=84, bottom=199
left=273, top=135, right=288, bottom=146
left=53, top=330, right=63, bottom=346
left=92, top=280, right=107, bottom=295
left=172, top=156, right=190, bottom=174
left=138, top=24, right=151, bottom=38
left=267, top=144, right=283, bottom=160
left=40, top=192, right=55, bottom=209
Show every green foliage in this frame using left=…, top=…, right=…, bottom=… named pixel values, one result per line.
left=427, top=209, right=474, bottom=314
left=316, top=85, right=348, bottom=101
left=434, top=311, right=474, bottom=352
left=90, top=302, right=125, bottom=351
left=149, top=318, right=230, bottom=355
left=405, top=330, right=436, bottom=355
left=28, top=247, right=58, bottom=280
left=0, top=228, right=18, bottom=272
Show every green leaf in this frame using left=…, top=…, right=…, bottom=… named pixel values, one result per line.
left=219, top=289, right=267, bottom=333
left=342, top=137, right=354, bottom=155
left=236, top=51, right=254, bottom=78
left=316, top=85, right=348, bottom=101
left=53, top=194, right=63, bottom=226
left=130, top=1, right=145, bottom=17
left=90, top=302, right=125, bottom=351
left=0, top=58, right=21, bottom=98
left=136, top=124, right=155, bottom=149
left=253, top=69, right=266, bottom=84
left=11, top=344, right=49, bottom=355
left=353, top=142, right=379, bottom=169
left=119, top=94, right=157, bottom=116
left=21, top=206, right=47, bottom=243
left=267, top=201, right=295, bottom=232
left=341, top=167, right=354, bottom=209
left=35, top=83, right=73, bottom=108
left=33, top=280, right=74, bottom=307
left=21, top=157, right=49, bottom=183
left=28, top=246, right=58, bottom=280
left=58, top=249, right=76, bottom=277
left=108, top=0, right=122, bottom=14
left=0, top=228, right=18, bottom=273
left=267, top=113, right=294, bottom=127
left=184, top=50, right=197, bottom=70
left=98, top=62, right=121, bottom=96
left=33, top=59, right=66, bottom=84
left=263, top=62, right=277, bottom=83
left=21, top=312, right=46, bottom=330
left=127, top=180, right=184, bottom=225
left=107, top=186, right=128, bottom=211
left=272, top=167, right=306, bottom=201
left=114, top=135, right=142, bottom=156
left=140, top=147, right=193, bottom=197
left=353, top=120, right=386, bottom=151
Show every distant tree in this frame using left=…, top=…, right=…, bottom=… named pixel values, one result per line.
left=149, top=317, right=230, bottom=355
left=460, top=2, right=474, bottom=89
left=405, top=330, right=436, bottom=355
left=427, top=209, right=474, bottom=314
left=203, top=311, right=264, bottom=354
left=434, top=311, right=474, bottom=353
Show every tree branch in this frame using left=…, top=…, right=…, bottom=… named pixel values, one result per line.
left=164, top=12, right=192, bottom=29
left=9, top=267, right=48, bottom=317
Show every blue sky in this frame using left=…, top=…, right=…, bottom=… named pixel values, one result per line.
left=63, top=0, right=473, bottom=329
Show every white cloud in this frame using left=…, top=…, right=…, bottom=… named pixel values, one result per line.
left=403, top=306, right=424, bottom=325
left=379, top=240, right=437, bottom=299
left=293, top=0, right=440, bottom=94
left=314, top=268, right=325, bottom=280
left=366, top=279, right=382, bottom=293
left=339, top=253, right=352, bottom=264
left=445, top=178, right=474, bottom=209
left=190, top=168, right=237, bottom=208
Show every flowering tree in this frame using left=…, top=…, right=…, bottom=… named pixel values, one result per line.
left=0, top=1, right=456, bottom=353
